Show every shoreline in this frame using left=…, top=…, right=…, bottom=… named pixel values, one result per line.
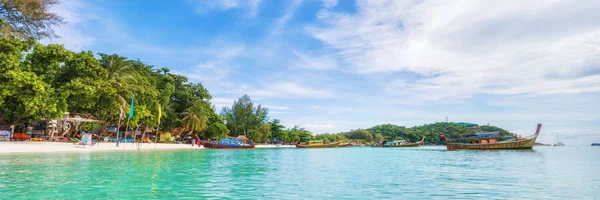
left=0, top=142, right=201, bottom=154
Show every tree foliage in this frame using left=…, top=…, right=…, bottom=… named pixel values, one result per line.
left=344, top=129, right=373, bottom=142
left=0, top=36, right=228, bottom=140
left=0, top=0, right=65, bottom=39
left=0, top=36, right=63, bottom=124
left=221, top=95, right=269, bottom=141
left=181, top=100, right=209, bottom=137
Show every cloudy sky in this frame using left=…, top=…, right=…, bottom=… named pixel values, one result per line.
left=44, top=0, right=600, bottom=145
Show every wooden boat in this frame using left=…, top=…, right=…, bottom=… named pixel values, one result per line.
left=445, top=124, right=541, bottom=150
left=339, top=143, right=353, bottom=147
left=296, top=140, right=340, bottom=148
left=201, top=138, right=255, bottom=149
left=384, top=137, right=425, bottom=148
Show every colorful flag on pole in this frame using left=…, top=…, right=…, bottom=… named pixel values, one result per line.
left=157, top=103, right=162, bottom=125
left=119, top=105, right=124, bottom=120
left=128, top=95, right=135, bottom=119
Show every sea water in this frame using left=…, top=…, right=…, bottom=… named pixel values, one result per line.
left=0, top=146, right=598, bottom=199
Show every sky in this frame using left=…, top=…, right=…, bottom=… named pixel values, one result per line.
left=43, top=0, right=600, bottom=145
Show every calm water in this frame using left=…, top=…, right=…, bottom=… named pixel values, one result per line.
left=0, top=146, right=598, bottom=199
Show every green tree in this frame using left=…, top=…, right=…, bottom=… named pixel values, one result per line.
left=344, top=129, right=373, bottom=142
left=374, top=133, right=384, bottom=142
left=162, top=74, right=211, bottom=130
left=180, top=100, right=209, bottom=138
left=23, top=43, right=73, bottom=84
left=269, top=119, right=286, bottom=140
left=201, top=104, right=229, bottom=139
left=56, top=51, right=119, bottom=121
left=0, top=37, right=64, bottom=125
left=205, top=121, right=229, bottom=139
left=249, top=123, right=271, bottom=143
left=0, top=0, right=65, bottom=39
left=221, top=95, right=269, bottom=140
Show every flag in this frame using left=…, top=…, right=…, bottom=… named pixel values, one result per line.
left=157, top=103, right=162, bottom=125
left=119, top=106, right=124, bottom=120
left=128, top=95, right=135, bottom=119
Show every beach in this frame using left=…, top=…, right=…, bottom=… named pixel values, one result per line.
left=0, top=142, right=200, bottom=154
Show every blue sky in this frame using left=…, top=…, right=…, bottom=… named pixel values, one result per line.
left=44, top=0, right=600, bottom=145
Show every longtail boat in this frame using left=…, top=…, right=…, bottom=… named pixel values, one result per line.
left=296, top=140, right=340, bottom=148
left=445, top=124, right=542, bottom=150
left=384, top=136, right=425, bottom=148
left=201, top=138, right=255, bottom=149
left=339, top=143, right=353, bottom=147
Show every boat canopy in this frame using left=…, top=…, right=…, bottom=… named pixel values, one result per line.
left=390, top=140, right=406, bottom=143
left=220, top=138, right=242, bottom=143
left=308, top=140, right=324, bottom=144
left=469, top=132, right=499, bottom=138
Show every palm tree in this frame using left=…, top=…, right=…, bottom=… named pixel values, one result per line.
left=98, top=54, right=137, bottom=137
left=99, top=53, right=137, bottom=107
left=181, top=101, right=209, bottom=138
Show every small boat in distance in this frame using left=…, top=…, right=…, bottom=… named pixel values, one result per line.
left=592, top=143, right=600, bottom=146
left=383, top=137, right=425, bottom=148
left=201, top=138, right=255, bottom=149
left=296, top=140, right=340, bottom=148
left=339, top=143, right=353, bottom=147
left=445, top=124, right=542, bottom=150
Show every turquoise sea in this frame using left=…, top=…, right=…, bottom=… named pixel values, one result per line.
left=0, top=146, right=598, bottom=199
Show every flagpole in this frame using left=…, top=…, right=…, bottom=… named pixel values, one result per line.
left=154, top=124, right=159, bottom=150
left=123, top=119, right=129, bottom=151
left=124, top=95, right=134, bottom=151
left=116, top=115, right=122, bottom=147
left=154, top=103, right=161, bottom=150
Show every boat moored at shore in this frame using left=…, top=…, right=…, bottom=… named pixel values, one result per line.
left=445, top=124, right=542, bottom=150
left=296, top=140, right=340, bottom=148
left=201, top=138, right=255, bottom=149
left=382, top=136, right=425, bottom=148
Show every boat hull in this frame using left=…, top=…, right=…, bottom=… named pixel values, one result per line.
left=201, top=141, right=255, bottom=149
left=383, top=136, right=425, bottom=148
left=385, top=141, right=423, bottom=147
left=296, top=142, right=340, bottom=148
left=446, top=136, right=537, bottom=150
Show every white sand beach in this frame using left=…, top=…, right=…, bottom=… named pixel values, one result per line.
left=0, top=142, right=202, bottom=154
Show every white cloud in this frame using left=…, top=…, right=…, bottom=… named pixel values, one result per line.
left=211, top=97, right=236, bottom=110
left=271, top=111, right=293, bottom=115
left=290, top=50, right=338, bottom=70
left=249, top=82, right=333, bottom=98
left=270, top=0, right=305, bottom=35
left=307, top=0, right=600, bottom=100
left=248, top=0, right=262, bottom=17
left=190, top=0, right=263, bottom=17
left=182, top=44, right=245, bottom=82
left=42, top=0, right=97, bottom=51
left=263, top=105, right=292, bottom=110
left=304, top=123, right=334, bottom=129
left=322, top=0, right=338, bottom=9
